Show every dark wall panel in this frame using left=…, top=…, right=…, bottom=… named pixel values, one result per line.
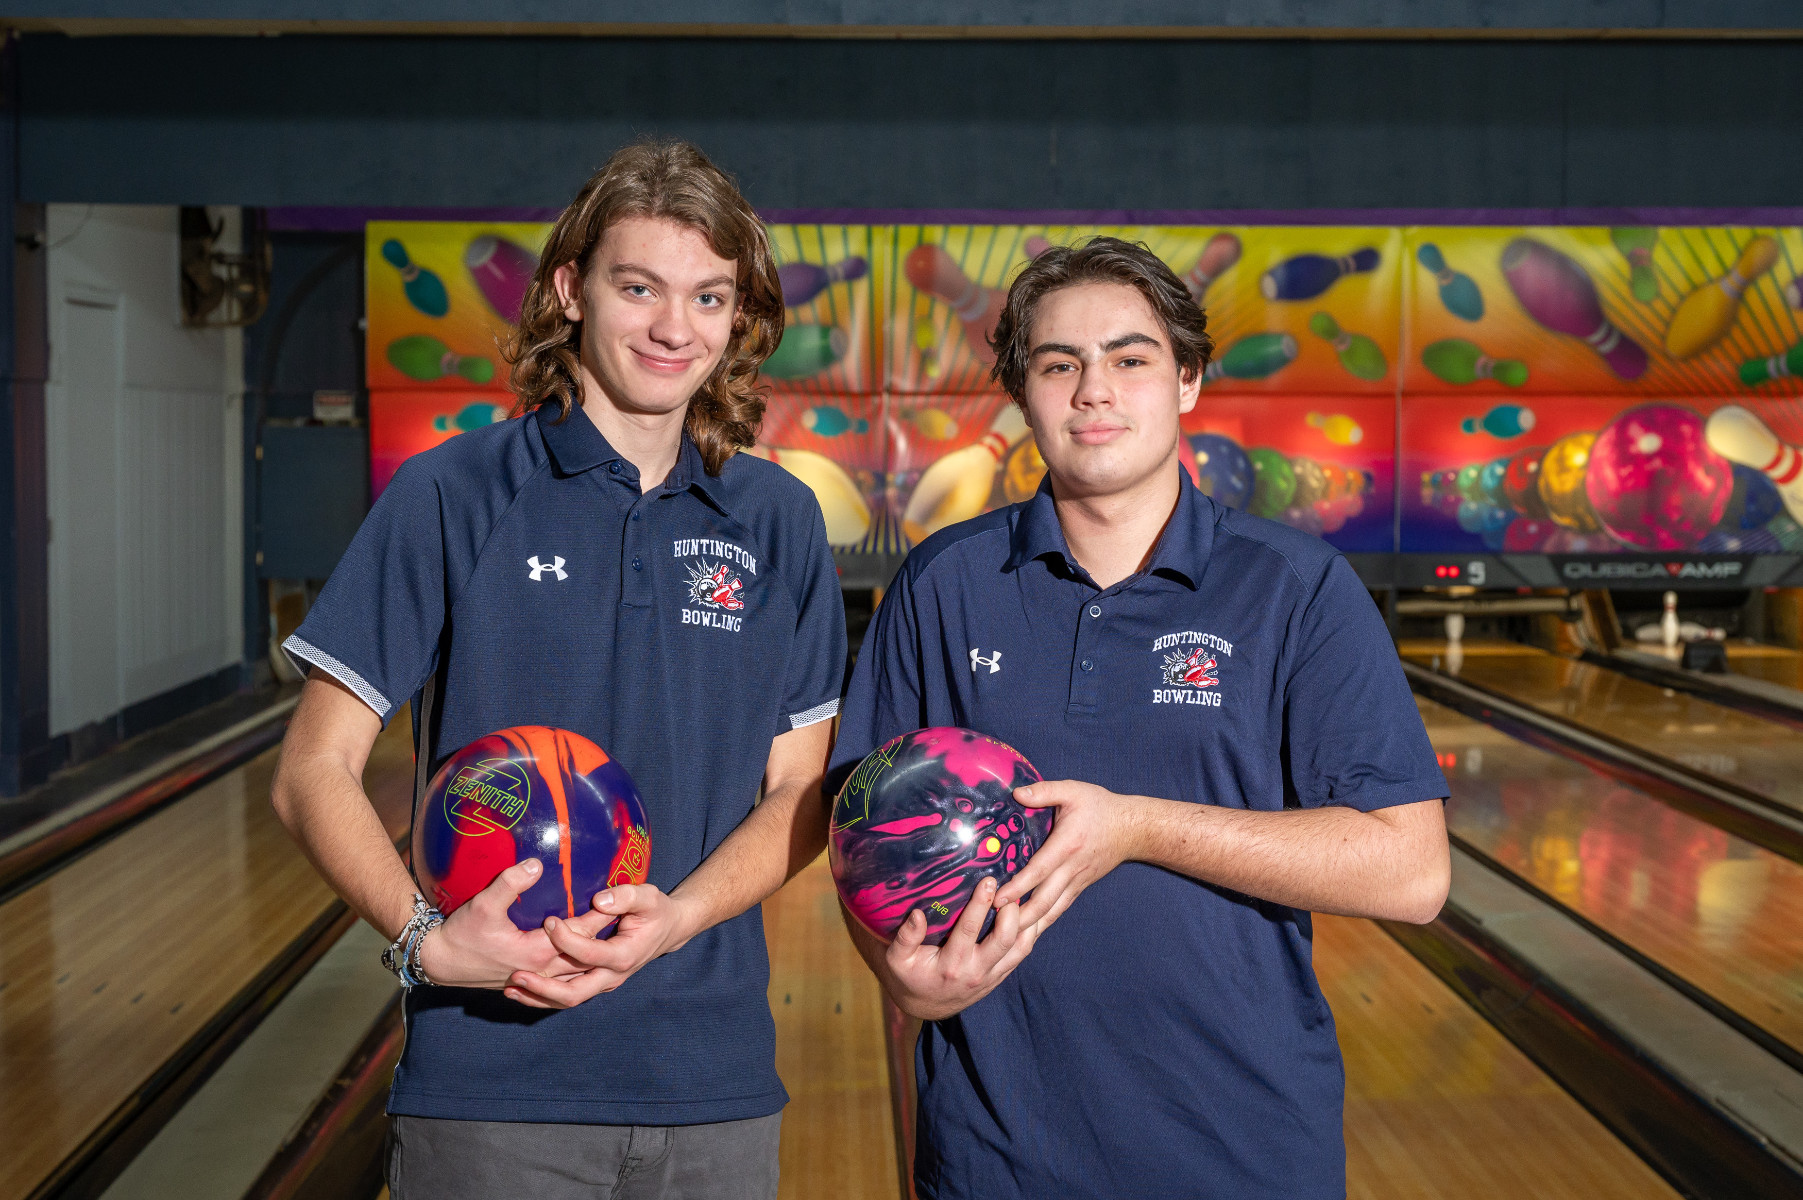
left=15, top=36, right=1803, bottom=211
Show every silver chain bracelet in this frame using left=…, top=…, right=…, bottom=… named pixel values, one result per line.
left=382, top=892, right=445, bottom=987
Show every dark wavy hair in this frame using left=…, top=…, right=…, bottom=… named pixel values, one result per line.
left=504, top=140, right=784, bottom=475
left=989, top=236, right=1215, bottom=402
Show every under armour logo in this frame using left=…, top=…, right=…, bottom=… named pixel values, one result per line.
left=527, top=555, right=568, bottom=582
left=970, top=648, right=1001, bottom=675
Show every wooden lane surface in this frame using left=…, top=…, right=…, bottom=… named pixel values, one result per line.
left=1417, top=694, right=1803, bottom=1060
left=1321, top=914, right=1679, bottom=1199
left=765, top=854, right=899, bottom=1200
left=0, top=709, right=414, bottom=1200
left=1632, top=640, right=1803, bottom=690
left=1399, top=639, right=1803, bottom=818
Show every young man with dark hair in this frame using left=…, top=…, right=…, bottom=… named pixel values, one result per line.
left=271, top=141, right=845, bottom=1199
left=831, top=236, right=1450, bottom=1198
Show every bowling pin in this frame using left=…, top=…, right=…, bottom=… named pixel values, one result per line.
left=1739, top=341, right=1803, bottom=387
left=1609, top=227, right=1660, bottom=303
left=1444, top=612, right=1465, bottom=646
left=1704, top=405, right=1803, bottom=523
left=433, top=402, right=507, bottom=433
left=1660, top=591, right=1679, bottom=651
left=1424, top=339, right=1529, bottom=388
left=800, top=405, right=869, bottom=437
left=777, top=256, right=868, bottom=307
left=1307, top=313, right=1387, bottom=381
left=381, top=239, right=449, bottom=318
left=905, top=244, right=1006, bottom=364
left=747, top=446, right=871, bottom=545
left=763, top=324, right=847, bottom=380
left=1416, top=244, right=1484, bottom=321
left=1260, top=248, right=1380, bottom=302
left=1459, top=404, right=1536, bottom=438
left=1204, top=333, right=1297, bottom=383
left=1636, top=621, right=1725, bottom=644
left=387, top=335, right=495, bottom=384
left=464, top=235, right=539, bottom=324
left=903, top=404, right=1029, bottom=543
left=1184, top=232, right=1242, bottom=305
left=1664, top=235, right=1779, bottom=360
left=1500, top=238, right=1648, bottom=380
left=1787, top=278, right=1803, bottom=311
left=1306, top=412, right=1364, bottom=446
left=903, top=406, right=959, bottom=440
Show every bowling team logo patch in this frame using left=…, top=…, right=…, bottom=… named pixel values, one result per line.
left=1151, top=631, right=1231, bottom=707
left=443, top=759, right=531, bottom=835
left=685, top=561, right=745, bottom=611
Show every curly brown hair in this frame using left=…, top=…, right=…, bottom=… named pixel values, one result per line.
left=989, top=236, right=1215, bottom=402
left=504, top=140, right=784, bottom=475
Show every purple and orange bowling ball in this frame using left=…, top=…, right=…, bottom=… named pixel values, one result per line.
left=413, top=726, right=651, bottom=932
left=829, top=727, right=1053, bottom=946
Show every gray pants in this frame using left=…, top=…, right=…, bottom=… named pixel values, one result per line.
left=387, top=1112, right=781, bottom=1200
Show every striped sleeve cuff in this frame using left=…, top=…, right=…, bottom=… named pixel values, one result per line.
left=282, top=635, right=393, bottom=720
left=788, top=699, right=840, bottom=730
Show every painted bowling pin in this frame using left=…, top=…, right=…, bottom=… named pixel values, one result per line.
left=1461, top=404, right=1536, bottom=439
left=1609, top=227, right=1659, bottom=302
left=433, top=401, right=507, bottom=433
left=1184, top=232, right=1242, bottom=305
left=777, top=256, right=868, bottom=307
left=1787, top=278, right=1803, bottom=311
left=1740, top=341, right=1803, bottom=386
left=1260, top=248, right=1379, bottom=301
left=800, top=405, right=868, bottom=437
left=464, top=235, right=539, bottom=324
left=748, top=446, right=871, bottom=545
left=387, top=335, right=495, bottom=384
left=903, top=404, right=1029, bottom=543
left=1306, top=412, right=1364, bottom=446
left=1204, top=333, right=1297, bottom=383
left=1704, top=405, right=1803, bottom=523
left=1416, top=243, right=1484, bottom=321
left=1307, top=313, right=1386, bottom=381
left=905, top=244, right=1007, bottom=364
left=1664, top=235, right=1779, bottom=360
left=1423, top=339, right=1529, bottom=387
left=1500, top=238, right=1648, bottom=380
left=381, top=239, right=449, bottom=318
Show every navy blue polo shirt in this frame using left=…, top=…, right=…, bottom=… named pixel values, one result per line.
left=830, top=471, right=1446, bottom=1199
left=285, top=404, right=845, bottom=1126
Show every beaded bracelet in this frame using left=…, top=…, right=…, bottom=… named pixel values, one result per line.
left=382, top=893, right=445, bottom=987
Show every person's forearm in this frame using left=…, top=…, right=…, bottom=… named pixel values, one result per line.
left=1129, top=798, right=1448, bottom=923
left=666, top=775, right=829, bottom=943
left=272, top=752, right=418, bottom=939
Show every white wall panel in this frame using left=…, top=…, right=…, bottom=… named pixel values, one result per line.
left=45, top=204, right=243, bottom=736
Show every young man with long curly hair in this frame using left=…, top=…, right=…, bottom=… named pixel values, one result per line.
left=271, top=141, right=845, bottom=1199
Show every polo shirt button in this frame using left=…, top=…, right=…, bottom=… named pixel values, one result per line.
left=1088, top=605, right=1102, bottom=618
left=631, top=512, right=641, bottom=521
left=1080, top=658, right=1094, bottom=672
left=610, top=462, right=621, bottom=474
left=632, top=557, right=642, bottom=571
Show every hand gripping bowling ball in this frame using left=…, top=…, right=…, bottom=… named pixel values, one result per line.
left=829, top=728, right=1053, bottom=945
left=413, top=727, right=652, bottom=932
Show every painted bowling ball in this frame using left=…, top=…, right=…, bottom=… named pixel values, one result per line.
left=1502, top=517, right=1557, bottom=552
left=1291, top=457, right=1329, bottom=507
left=1503, top=446, right=1550, bottom=519
left=1721, top=464, right=1784, bottom=532
left=1002, top=434, right=1048, bottom=504
left=413, top=727, right=652, bottom=932
left=829, top=728, right=1052, bottom=946
left=1189, top=433, right=1254, bottom=509
left=1480, top=458, right=1511, bottom=508
left=1585, top=403, right=1731, bottom=551
left=1247, top=448, right=1297, bottom=519
left=1538, top=432, right=1602, bottom=531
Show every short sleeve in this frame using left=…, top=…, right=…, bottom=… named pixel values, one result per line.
left=282, top=459, right=447, bottom=722
left=777, top=504, right=849, bottom=735
left=1281, top=556, right=1448, bottom=812
left=826, top=568, right=925, bottom=795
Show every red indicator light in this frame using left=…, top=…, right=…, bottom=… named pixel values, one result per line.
left=1433, top=564, right=1463, bottom=579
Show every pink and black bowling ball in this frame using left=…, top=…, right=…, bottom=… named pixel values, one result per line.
left=829, top=728, right=1052, bottom=945
left=413, top=727, right=651, bottom=932
left=1585, top=403, right=1732, bottom=550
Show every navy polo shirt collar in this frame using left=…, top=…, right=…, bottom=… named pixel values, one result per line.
left=1005, top=468, right=1214, bottom=590
left=534, top=403, right=725, bottom=509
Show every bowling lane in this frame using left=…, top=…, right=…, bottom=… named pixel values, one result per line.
left=1321, top=914, right=1678, bottom=1200
left=1402, top=639, right=1803, bottom=818
left=764, top=855, right=899, bottom=1199
left=0, top=710, right=414, bottom=1200
left=1418, top=693, right=1803, bottom=1061
left=1631, top=639, right=1803, bottom=691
